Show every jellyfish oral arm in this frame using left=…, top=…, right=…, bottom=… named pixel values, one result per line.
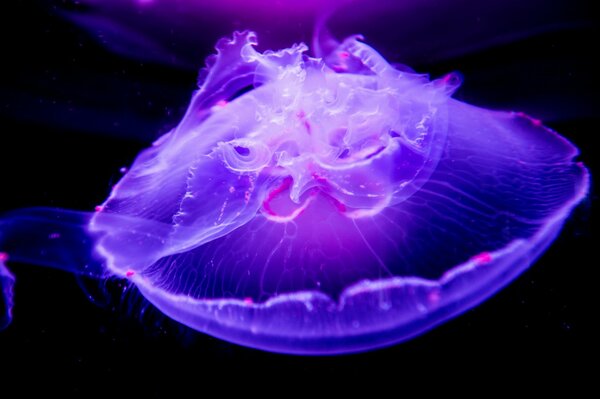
left=0, top=208, right=112, bottom=327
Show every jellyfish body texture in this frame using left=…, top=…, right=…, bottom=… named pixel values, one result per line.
left=0, top=31, right=589, bottom=354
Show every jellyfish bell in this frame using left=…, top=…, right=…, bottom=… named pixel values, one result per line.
left=0, top=31, right=589, bottom=354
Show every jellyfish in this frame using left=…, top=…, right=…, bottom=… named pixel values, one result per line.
left=0, top=30, right=589, bottom=354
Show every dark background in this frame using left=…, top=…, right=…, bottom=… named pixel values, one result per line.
left=0, top=0, right=597, bottom=392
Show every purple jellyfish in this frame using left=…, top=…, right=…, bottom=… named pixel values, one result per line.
left=0, top=31, right=589, bottom=354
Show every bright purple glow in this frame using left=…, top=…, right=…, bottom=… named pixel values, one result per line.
left=93, top=0, right=346, bottom=14
left=0, top=31, right=589, bottom=354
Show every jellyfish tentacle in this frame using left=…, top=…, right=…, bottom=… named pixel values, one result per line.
left=0, top=256, right=14, bottom=329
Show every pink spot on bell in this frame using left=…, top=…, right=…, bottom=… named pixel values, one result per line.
left=428, top=290, right=441, bottom=304
left=339, top=51, right=350, bottom=59
left=216, top=100, right=228, bottom=107
left=125, top=270, right=135, bottom=278
left=514, top=111, right=542, bottom=126
left=0, top=252, right=9, bottom=262
left=94, top=205, right=103, bottom=212
left=472, top=252, right=492, bottom=265
left=243, top=297, right=253, bottom=305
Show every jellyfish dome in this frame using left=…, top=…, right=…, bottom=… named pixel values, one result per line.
left=0, top=31, right=589, bottom=354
